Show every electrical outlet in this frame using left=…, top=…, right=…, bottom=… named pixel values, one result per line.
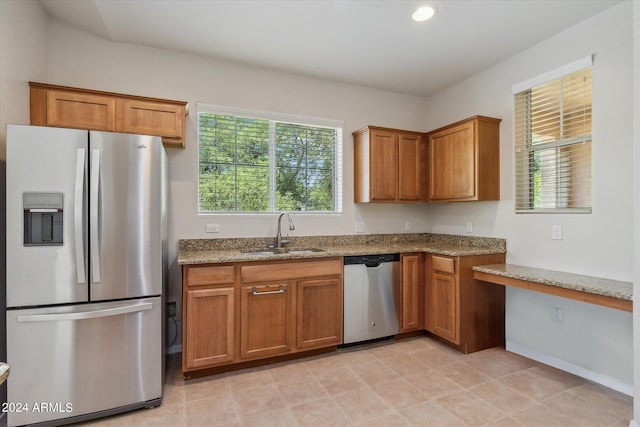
left=466, top=221, right=473, bottom=233
left=206, top=223, right=221, bottom=233
left=167, top=301, right=177, bottom=317
left=552, top=307, right=563, bottom=323
left=355, top=222, right=365, bottom=233
left=552, top=225, right=562, bottom=240
left=404, top=221, right=411, bottom=231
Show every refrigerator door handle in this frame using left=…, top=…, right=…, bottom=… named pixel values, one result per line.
left=74, top=148, right=86, bottom=284
left=16, top=302, right=153, bottom=322
left=90, top=149, right=101, bottom=283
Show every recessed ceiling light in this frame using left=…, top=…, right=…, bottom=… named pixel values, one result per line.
left=412, top=6, right=436, bottom=22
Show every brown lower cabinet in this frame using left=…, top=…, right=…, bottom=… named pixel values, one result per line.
left=424, top=253, right=506, bottom=354
left=297, top=278, right=343, bottom=350
left=182, top=252, right=506, bottom=377
left=182, top=258, right=343, bottom=378
left=240, top=282, right=294, bottom=360
left=400, top=253, right=424, bottom=332
left=184, top=287, right=235, bottom=370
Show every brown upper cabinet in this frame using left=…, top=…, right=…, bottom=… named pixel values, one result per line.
left=353, top=126, right=426, bottom=203
left=29, top=82, right=189, bottom=148
left=427, top=116, right=501, bottom=202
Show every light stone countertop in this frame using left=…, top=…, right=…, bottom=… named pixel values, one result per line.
left=178, top=233, right=506, bottom=265
left=0, top=363, right=9, bottom=385
left=472, top=264, right=632, bottom=301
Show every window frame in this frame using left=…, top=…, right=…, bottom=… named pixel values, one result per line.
left=513, top=56, right=593, bottom=214
left=197, top=103, right=344, bottom=214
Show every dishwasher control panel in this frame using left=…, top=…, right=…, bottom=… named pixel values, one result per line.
left=343, top=253, right=400, bottom=267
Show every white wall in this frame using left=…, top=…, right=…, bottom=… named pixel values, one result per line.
left=0, top=0, right=48, bottom=157
left=423, top=2, right=634, bottom=394
left=42, top=20, right=435, bottom=314
left=632, top=0, right=640, bottom=423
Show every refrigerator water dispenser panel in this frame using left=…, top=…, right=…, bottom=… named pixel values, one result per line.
left=23, top=192, right=63, bottom=246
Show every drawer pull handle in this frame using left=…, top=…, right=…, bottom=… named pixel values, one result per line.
left=252, top=284, right=285, bottom=295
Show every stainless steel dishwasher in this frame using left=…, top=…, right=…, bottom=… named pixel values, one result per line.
left=343, top=254, right=401, bottom=344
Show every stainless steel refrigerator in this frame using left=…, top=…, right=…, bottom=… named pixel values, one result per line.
left=5, top=124, right=167, bottom=426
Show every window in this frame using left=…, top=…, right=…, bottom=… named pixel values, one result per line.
left=514, top=57, right=592, bottom=213
left=198, top=105, right=343, bottom=213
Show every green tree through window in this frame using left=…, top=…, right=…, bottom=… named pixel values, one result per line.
left=199, top=111, right=342, bottom=213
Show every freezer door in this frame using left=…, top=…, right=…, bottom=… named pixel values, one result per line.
left=6, top=125, right=89, bottom=307
left=88, top=132, right=165, bottom=301
left=6, top=297, right=162, bottom=426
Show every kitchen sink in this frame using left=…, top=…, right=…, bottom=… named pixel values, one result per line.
left=287, top=247, right=326, bottom=254
left=241, top=250, right=278, bottom=255
left=240, top=247, right=326, bottom=255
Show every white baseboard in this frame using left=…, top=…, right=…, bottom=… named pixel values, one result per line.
left=506, top=340, right=634, bottom=396
left=628, top=419, right=639, bottom=427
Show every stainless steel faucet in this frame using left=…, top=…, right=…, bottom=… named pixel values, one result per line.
left=276, top=212, right=295, bottom=248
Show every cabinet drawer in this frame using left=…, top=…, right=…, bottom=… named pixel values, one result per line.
left=186, top=265, right=235, bottom=286
left=432, top=256, right=455, bottom=274
left=240, top=259, right=342, bottom=283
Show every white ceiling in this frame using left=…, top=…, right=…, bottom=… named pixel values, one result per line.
left=39, top=0, right=620, bottom=97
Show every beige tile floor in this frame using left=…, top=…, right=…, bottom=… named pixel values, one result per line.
left=81, top=336, right=632, bottom=426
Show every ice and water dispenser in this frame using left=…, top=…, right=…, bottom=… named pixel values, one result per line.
left=23, top=192, right=63, bottom=246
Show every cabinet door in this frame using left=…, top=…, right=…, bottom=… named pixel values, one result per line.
left=370, top=129, right=398, bottom=201
left=184, top=287, right=235, bottom=370
left=401, top=254, right=423, bottom=331
left=240, top=282, right=293, bottom=360
left=119, top=99, right=185, bottom=140
left=46, top=90, right=116, bottom=131
left=429, top=121, right=476, bottom=200
left=432, top=272, right=460, bottom=344
left=398, top=133, right=424, bottom=201
left=297, top=278, right=343, bottom=350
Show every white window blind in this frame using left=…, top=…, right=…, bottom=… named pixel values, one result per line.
left=198, top=106, right=343, bottom=213
left=514, top=63, right=592, bottom=213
